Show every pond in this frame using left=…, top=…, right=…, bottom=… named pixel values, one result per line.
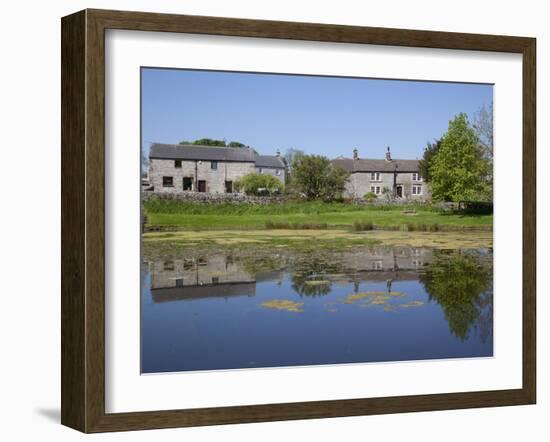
left=141, top=245, right=493, bottom=373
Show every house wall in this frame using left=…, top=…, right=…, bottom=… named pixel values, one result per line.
left=149, top=159, right=255, bottom=193
left=255, top=166, right=285, bottom=183
left=346, top=171, right=430, bottom=200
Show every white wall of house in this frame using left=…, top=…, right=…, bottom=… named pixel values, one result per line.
left=149, top=159, right=256, bottom=193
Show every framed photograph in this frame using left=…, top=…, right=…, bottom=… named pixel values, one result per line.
left=61, top=9, right=536, bottom=433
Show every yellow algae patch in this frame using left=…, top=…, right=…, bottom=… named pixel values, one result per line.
left=261, top=299, right=304, bottom=312
left=400, top=301, right=425, bottom=308
left=344, top=292, right=402, bottom=304
left=364, top=230, right=492, bottom=249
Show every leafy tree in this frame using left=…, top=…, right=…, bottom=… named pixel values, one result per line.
left=419, top=251, right=492, bottom=341
left=291, top=154, right=350, bottom=201
left=282, top=148, right=305, bottom=189
left=227, top=141, right=247, bottom=148
left=418, top=139, right=442, bottom=183
left=234, top=173, right=284, bottom=196
left=430, top=113, right=491, bottom=202
left=179, top=138, right=252, bottom=148
left=472, top=102, right=494, bottom=160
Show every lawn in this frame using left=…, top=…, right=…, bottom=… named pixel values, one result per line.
left=143, top=199, right=493, bottom=230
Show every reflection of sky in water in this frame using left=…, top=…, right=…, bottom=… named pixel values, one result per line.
left=141, top=249, right=493, bottom=374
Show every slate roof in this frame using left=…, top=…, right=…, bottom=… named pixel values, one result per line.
left=150, top=143, right=257, bottom=162
left=332, top=158, right=420, bottom=173
left=255, top=155, right=286, bottom=168
left=149, top=143, right=284, bottom=168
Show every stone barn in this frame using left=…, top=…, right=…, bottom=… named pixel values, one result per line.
left=147, top=143, right=285, bottom=194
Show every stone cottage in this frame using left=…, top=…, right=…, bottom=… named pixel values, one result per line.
left=148, top=143, right=285, bottom=194
left=332, top=147, right=430, bottom=200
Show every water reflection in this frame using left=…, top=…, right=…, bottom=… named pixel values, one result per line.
left=142, top=246, right=493, bottom=373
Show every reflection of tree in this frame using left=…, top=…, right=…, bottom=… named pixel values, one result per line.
left=290, top=254, right=347, bottom=297
left=419, top=250, right=492, bottom=341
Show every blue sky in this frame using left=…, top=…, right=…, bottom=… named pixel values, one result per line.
left=141, top=68, right=492, bottom=160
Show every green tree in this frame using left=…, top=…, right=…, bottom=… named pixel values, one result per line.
left=234, top=173, right=284, bottom=196
left=418, top=139, right=441, bottom=183
left=179, top=138, right=227, bottom=146
left=179, top=138, right=252, bottom=148
left=430, top=113, right=491, bottom=202
left=292, top=154, right=350, bottom=201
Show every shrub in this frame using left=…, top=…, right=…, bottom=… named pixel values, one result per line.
left=352, top=220, right=375, bottom=231
left=234, top=173, right=284, bottom=196
left=363, top=192, right=378, bottom=202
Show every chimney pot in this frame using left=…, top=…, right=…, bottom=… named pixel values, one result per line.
left=353, top=148, right=359, bottom=160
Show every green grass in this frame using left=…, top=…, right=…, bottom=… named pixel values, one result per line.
left=143, top=199, right=492, bottom=230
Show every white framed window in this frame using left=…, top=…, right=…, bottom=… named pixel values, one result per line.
left=412, top=172, right=422, bottom=181
left=412, top=185, right=422, bottom=195
left=276, top=169, right=281, bottom=176
left=370, top=172, right=381, bottom=181
left=370, top=186, right=381, bottom=195
left=371, top=261, right=383, bottom=270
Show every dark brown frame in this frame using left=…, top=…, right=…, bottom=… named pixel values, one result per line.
left=61, top=9, right=536, bottom=433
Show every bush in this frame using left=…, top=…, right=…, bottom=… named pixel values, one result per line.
left=234, top=173, right=284, bottom=196
left=352, top=220, right=375, bottom=231
left=363, top=192, right=378, bottom=202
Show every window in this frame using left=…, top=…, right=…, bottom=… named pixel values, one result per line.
left=175, top=278, right=184, bottom=287
left=163, top=261, right=174, bottom=271
left=212, top=277, right=219, bottom=285
left=412, top=172, right=422, bottom=181
left=258, top=168, right=263, bottom=174
left=372, top=261, right=383, bottom=270
left=183, top=177, right=193, bottom=191
left=162, top=176, right=173, bottom=187
left=175, top=160, right=182, bottom=168
left=211, top=161, right=218, bottom=170
left=412, top=185, right=422, bottom=195
left=276, top=169, right=281, bottom=176
left=370, top=186, right=381, bottom=195
left=371, top=172, right=381, bottom=181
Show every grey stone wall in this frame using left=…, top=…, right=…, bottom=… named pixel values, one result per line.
left=346, top=172, right=431, bottom=201
left=255, top=166, right=285, bottom=183
left=149, top=159, right=255, bottom=194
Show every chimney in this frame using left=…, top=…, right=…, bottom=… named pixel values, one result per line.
left=276, top=149, right=280, bottom=157
left=353, top=148, right=359, bottom=160
left=385, top=146, right=392, bottom=161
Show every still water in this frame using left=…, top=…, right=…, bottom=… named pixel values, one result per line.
left=141, top=246, right=493, bottom=373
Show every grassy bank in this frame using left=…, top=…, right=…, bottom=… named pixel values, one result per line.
left=143, top=199, right=492, bottom=230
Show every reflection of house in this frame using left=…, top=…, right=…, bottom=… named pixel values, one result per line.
left=148, top=255, right=257, bottom=303
left=148, top=143, right=285, bottom=194
left=149, top=255, right=255, bottom=289
left=332, top=147, right=431, bottom=200
left=339, top=247, right=432, bottom=274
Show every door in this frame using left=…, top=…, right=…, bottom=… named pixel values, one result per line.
left=198, top=180, right=206, bottom=192
left=225, top=181, right=233, bottom=193
left=396, top=185, right=403, bottom=198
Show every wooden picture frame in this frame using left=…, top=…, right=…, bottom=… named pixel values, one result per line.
left=61, top=8, right=536, bottom=433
